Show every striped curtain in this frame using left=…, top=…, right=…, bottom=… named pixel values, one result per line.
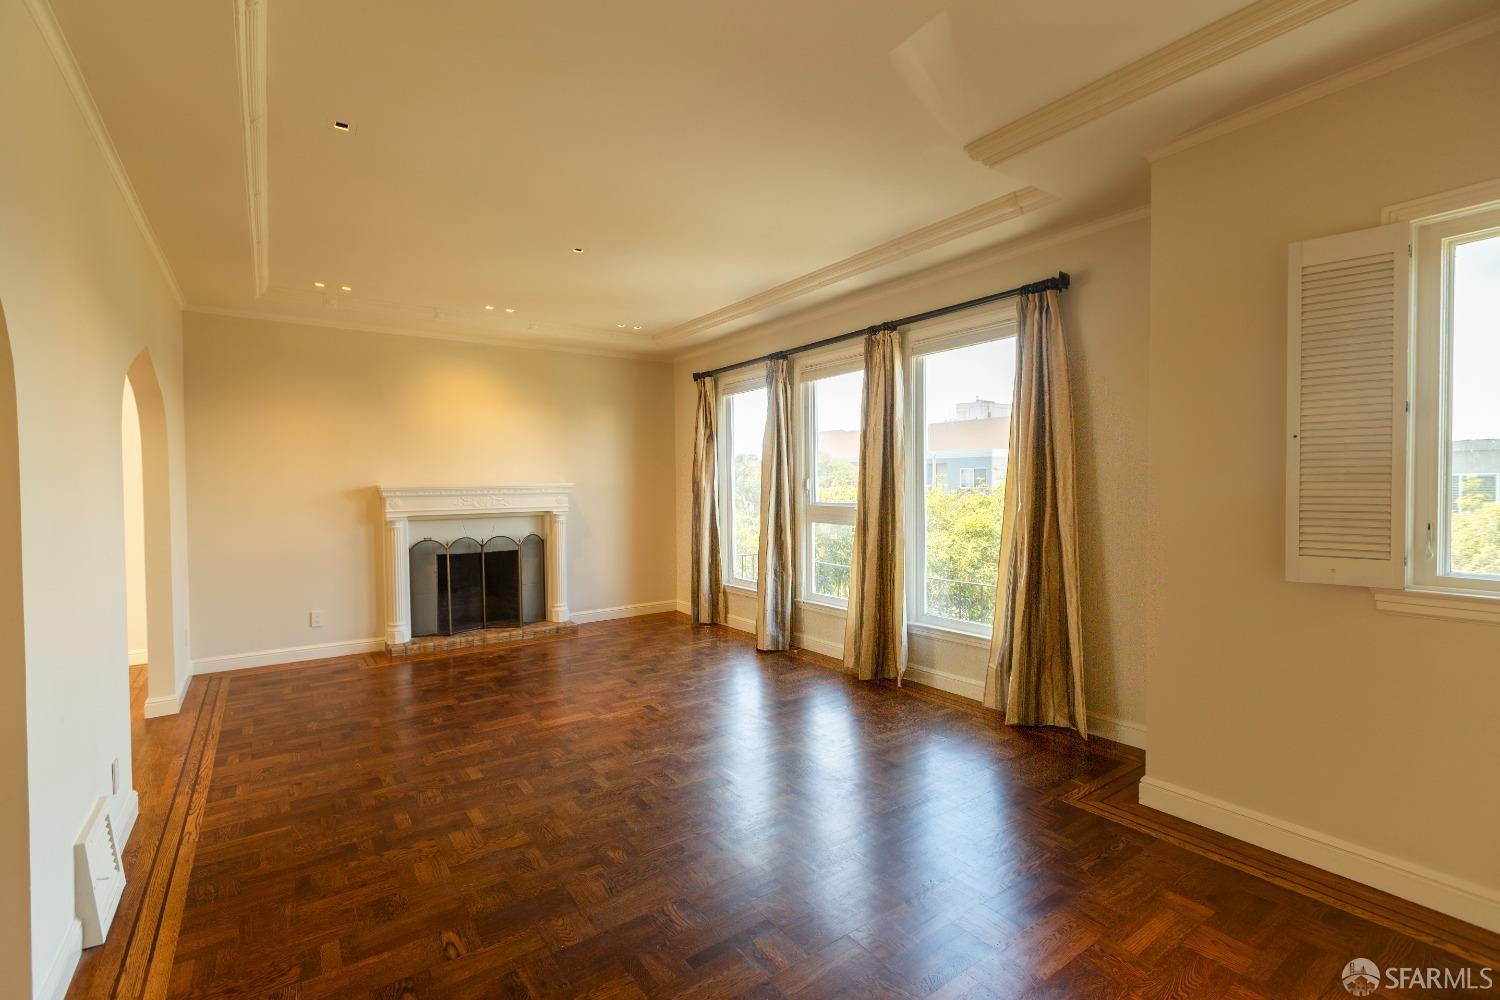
left=984, top=289, right=1086, bottom=735
left=690, top=376, right=725, bottom=625
left=756, top=358, right=795, bottom=650
left=843, top=326, right=907, bottom=682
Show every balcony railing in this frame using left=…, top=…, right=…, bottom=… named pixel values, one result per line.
left=925, top=574, right=997, bottom=625
left=812, top=559, right=851, bottom=599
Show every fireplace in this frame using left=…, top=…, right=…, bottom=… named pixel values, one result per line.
left=408, top=533, right=545, bottom=637
left=378, top=485, right=573, bottom=652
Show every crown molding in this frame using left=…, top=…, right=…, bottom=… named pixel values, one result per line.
left=184, top=303, right=668, bottom=361
left=671, top=203, right=1150, bottom=364
left=22, top=0, right=185, bottom=306
left=653, top=186, right=1058, bottom=347
left=1150, top=10, right=1500, bottom=162
left=1381, top=176, right=1500, bottom=226
left=964, top=0, right=1357, bottom=169
left=233, top=0, right=270, bottom=295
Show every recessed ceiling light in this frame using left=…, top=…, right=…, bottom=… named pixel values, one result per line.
left=504, top=307, right=515, bottom=313
left=332, top=120, right=353, bottom=132
left=485, top=305, right=495, bottom=311
left=616, top=323, right=626, bottom=329
left=632, top=325, right=642, bottom=331
left=313, top=281, right=325, bottom=288
left=339, top=285, right=352, bottom=292
left=572, top=247, right=585, bottom=254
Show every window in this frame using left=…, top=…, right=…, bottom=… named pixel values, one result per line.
left=802, top=367, right=862, bottom=604
left=958, top=467, right=991, bottom=489
left=912, top=328, right=1016, bottom=630
left=1413, top=206, right=1500, bottom=592
left=721, top=385, right=767, bottom=586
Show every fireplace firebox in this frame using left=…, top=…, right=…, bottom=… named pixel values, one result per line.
left=409, top=533, right=546, bottom=637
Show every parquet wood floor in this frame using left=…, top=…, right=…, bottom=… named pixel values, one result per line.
left=96, top=616, right=1496, bottom=998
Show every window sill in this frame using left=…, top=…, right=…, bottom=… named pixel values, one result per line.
left=724, top=581, right=756, bottom=597
left=908, top=621, right=991, bottom=649
left=796, top=598, right=847, bottom=616
left=1371, top=588, right=1500, bottom=626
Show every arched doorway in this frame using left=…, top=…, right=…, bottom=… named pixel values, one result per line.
left=121, top=379, right=149, bottom=760
left=0, top=300, right=32, bottom=988
left=124, top=350, right=179, bottom=713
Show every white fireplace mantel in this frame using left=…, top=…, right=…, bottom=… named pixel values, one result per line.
left=378, top=484, right=573, bottom=648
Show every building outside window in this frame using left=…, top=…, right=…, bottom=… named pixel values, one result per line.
left=914, top=336, right=1016, bottom=629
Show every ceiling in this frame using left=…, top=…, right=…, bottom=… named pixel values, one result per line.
left=47, top=0, right=1500, bottom=356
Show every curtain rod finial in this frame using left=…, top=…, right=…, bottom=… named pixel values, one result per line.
left=1058, top=271, right=1071, bottom=289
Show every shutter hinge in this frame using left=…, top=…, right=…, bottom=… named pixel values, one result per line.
left=1405, top=400, right=1410, bottom=413
left=1407, top=243, right=1412, bottom=258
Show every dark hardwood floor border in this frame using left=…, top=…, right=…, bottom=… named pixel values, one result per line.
left=68, top=673, right=229, bottom=1000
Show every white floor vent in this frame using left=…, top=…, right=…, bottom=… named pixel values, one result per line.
left=74, top=798, right=126, bottom=947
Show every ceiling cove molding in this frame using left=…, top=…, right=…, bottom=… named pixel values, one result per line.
left=260, top=283, right=654, bottom=347
left=1151, top=10, right=1500, bottom=162
left=184, top=304, right=666, bottom=361
left=672, top=204, right=1150, bottom=364
left=234, top=0, right=270, bottom=295
left=22, top=0, right=185, bottom=306
left=964, top=0, right=1358, bottom=169
left=653, top=186, right=1058, bottom=347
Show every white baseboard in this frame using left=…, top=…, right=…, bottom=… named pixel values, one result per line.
left=675, top=599, right=691, bottom=616
left=572, top=600, right=678, bottom=623
left=1139, top=775, right=1500, bottom=932
left=126, top=647, right=148, bottom=666
left=36, top=917, right=81, bottom=1000
left=142, top=670, right=189, bottom=719
left=113, top=788, right=140, bottom=849
left=193, top=636, right=385, bottom=675
left=142, top=692, right=181, bottom=719
left=725, top=613, right=755, bottom=635
left=904, top=663, right=985, bottom=701
left=1089, top=712, right=1147, bottom=749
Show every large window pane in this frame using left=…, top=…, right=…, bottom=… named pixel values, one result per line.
left=811, top=522, right=853, bottom=600
left=920, top=338, right=1015, bottom=625
left=1447, top=232, right=1500, bottom=579
left=814, top=371, right=862, bottom=503
left=728, top=387, right=767, bottom=582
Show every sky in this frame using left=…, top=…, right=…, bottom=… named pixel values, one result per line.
left=730, top=337, right=1017, bottom=456
left=1451, top=231, right=1500, bottom=443
left=812, top=338, right=1017, bottom=435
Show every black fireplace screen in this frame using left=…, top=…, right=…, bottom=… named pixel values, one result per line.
left=410, top=533, right=546, bottom=637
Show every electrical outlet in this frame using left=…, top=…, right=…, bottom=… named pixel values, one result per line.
left=309, top=610, right=324, bottom=628
left=110, top=758, right=119, bottom=796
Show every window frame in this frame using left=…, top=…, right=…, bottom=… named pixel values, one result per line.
left=716, top=371, right=767, bottom=593
left=1410, top=204, right=1500, bottom=596
left=906, top=302, right=1019, bottom=637
left=796, top=349, right=864, bottom=609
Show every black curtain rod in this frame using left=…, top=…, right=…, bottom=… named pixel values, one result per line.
left=692, top=271, right=1069, bottom=382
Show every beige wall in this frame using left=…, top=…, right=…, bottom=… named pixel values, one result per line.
left=672, top=213, right=1151, bottom=741
left=1, top=0, right=192, bottom=990
left=184, top=313, right=676, bottom=662
left=122, top=383, right=148, bottom=662
left=1146, top=32, right=1500, bottom=915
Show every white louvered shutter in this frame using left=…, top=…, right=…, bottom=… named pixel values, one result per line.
left=1286, top=224, right=1409, bottom=588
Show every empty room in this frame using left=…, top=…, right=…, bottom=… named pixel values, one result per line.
left=2, top=0, right=1498, bottom=997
